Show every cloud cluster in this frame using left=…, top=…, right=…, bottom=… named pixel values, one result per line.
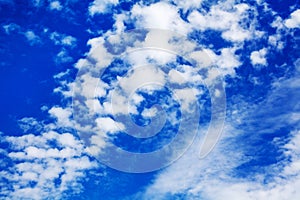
left=0, top=129, right=98, bottom=199
left=1, top=0, right=299, bottom=198
left=69, top=28, right=226, bottom=172
left=2, top=23, right=77, bottom=64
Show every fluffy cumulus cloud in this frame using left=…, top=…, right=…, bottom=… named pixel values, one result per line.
left=48, top=106, right=73, bottom=127
left=1, top=0, right=300, bottom=199
left=2, top=23, right=20, bottom=34
left=285, top=9, right=300, bottom=28
left=89, top=0, right=119, bottom=15
left=49, top=0, right=62, bottom=11
left=24, top=30, right=41, bottom=45
left=55, top=49, right=74, bottom=64
left=67, top=24, right=229, bottom=167
left=131, top=2, right=190, bottom=34
left=49, top=32, right=77, bottom=48
left=250, top=48, right=268, bottom=66
left=0, top=128, right=98, bottom=199
left=187, top=2, right=254, bottom=42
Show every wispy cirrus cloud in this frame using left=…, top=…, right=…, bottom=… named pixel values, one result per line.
left=136, top=58, right=300, bottom=200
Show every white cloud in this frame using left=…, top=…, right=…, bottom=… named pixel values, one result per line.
left=2, top=23, right=20, bottom=34
left=173, top=88, right=198, bottom=111
left=168, top=69, right=189, bottom=85
left=25, top=30, right=37, bottom=40
left=61, top=35, right=77, bottom=46
left=190, top=49, right=216, bottom=68
left=131, top=2, right=190, bottom=34
left=217, top=47, right=241, bottom=73
left=59, top=18, right=231, bottom=168
left=86, top=37, right=113, bottom=69
left=222, top=24, right=251, bottom=42
left=127, top=48, right=176, bottom=66
left=55, top=49, right=73, bottom=64
left=2, top=1, right=299, bottom=198
left=73, top=73, right=106, bottom=101
left=24, top=30, right=40, bottom=45
left=18, top=117, right=43, bottom=132
left=187, top=2, right=253, bottom=42
left=117, top=65, right=166, bottom=95
left=267, top=16, right=286, bottom=50
left=172, top=0, right=203, bottom=12
left=141, top=125, right=245, bottom=199
left=190, top=47, right=240, bottom=77
left=96, top=117, right=125, bottom=133
left=141, top=106, right=158, bottom=118
left=49, top=0, right=62, bottom=11
left=89, top=0, right=119, bottom=15
left=113, top=13, right=127, bottom=33
left=271, top=16, right=285, bottom=29
left=268, top=34, right=284, bottom=50
left=250, top=48, right=268, bottom=66
left=103, top=90, right=128, bottom=115
left=48, top=106, right=73, bottom=127
left=50, top=32, right=77, bottom=48
left=285, top=9, right=300, bottom=28
left=1, top=129, right=98, bottom=199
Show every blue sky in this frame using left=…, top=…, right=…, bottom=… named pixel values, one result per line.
left=0, top=0, right=300, bottom=199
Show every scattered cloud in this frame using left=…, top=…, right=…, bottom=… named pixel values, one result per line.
left=50, top=32, right=77, bottom=48
left=24, top=30, right=41, bottom=45
left=55, top=49, right=73, bottom=64
left=187, top=3, right=254, bottom=42
left=2, top=24, right=43, bottom=46
left=0, top=125, right=98, bottom=199
left=89, top=0, right=119, bottom=16
left=49, top=0, right=62, bottom=11
left=285, top=9, right=300, bottom=28
left=49, top=106, right=73, bottom=127
left=131, top=2, right=190, bottom=34
left=2, top=23, right=20, bottom=34
left=18, top=117, right=44, bottom=133
left=250, top=48, right=268, bottom=66
left=1, top=0, right=299, bottom=199
left=172, top=0, right=203, bottom=12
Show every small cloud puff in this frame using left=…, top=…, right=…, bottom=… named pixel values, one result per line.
left=55, top=49, right=74, bottom=64
left=2, top=23, right=20, bottom=34
left=24, top=30, right=41, bottom=45
left=50, top=32, right=77, bottom=48
left=89, top=0, right=119, bottom=16
left=49, top=0, right=63, bottom=11
left=250, top=48, right=268, bottom=66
